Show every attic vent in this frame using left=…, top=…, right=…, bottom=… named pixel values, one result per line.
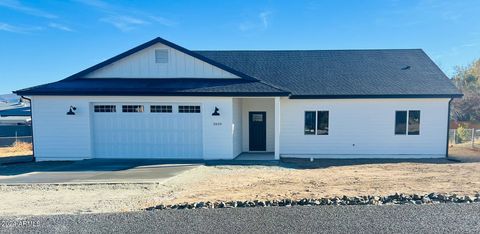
left=155, top=49, right=169, bottom=63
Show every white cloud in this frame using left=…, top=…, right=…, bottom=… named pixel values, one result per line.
left=0, top=0, right=57, bottom=18
left=239, top=10, right=273, bottom=32
left=0, top=22, right=42, bottom=33
left=48, top=23, right=73, bottom=32
left=259, top=11, right=272, bottom=28
left=100, top=16, right=147, bottom=32
left=76, top=0, right=175, bottom=31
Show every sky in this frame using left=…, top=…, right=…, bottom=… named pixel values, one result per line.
left=1, top=0, right=480, bottom=94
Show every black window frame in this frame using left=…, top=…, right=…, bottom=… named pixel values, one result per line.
left=94, top=105, right=116, bottom=113
left=316, top=111, right=329, bottom=135
left=395, top=111, right=407, bottom=135
left=304, top=110, right=329, bottom=135
left=122, top=105, right=144, bottom=113
left=178, top=105, right=201, bottom=113
left=304, top=111, right=316, bottom=135
left=395, top=110, right=421, bottom=135
left=150, top=105, right=172, bottom=113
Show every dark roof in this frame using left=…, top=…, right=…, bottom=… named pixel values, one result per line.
left=15, top=78, right=288, bottom=96
left=195, top=49, right=462, bottom=98
left=15, top=37, right=462, bottom=98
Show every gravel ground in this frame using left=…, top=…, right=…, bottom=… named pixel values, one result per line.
left=0, top=146, right=478, bottom=217
left=1, top=203, right=480, bottom=233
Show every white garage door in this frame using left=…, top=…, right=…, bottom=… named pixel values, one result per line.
left=92, top=103, right=203, bottom=159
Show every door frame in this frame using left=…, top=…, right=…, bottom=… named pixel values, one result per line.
left=248, top=111, right=267, bottom=151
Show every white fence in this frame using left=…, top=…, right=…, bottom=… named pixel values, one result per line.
left=449, top=128, right=480, bottom=148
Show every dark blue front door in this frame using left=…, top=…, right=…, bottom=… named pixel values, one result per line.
left=249, top=112, right=266, bottom=151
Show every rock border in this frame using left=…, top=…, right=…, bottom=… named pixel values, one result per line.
left=146, top=193, right=480, bottom=210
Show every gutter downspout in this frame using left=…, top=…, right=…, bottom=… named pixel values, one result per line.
left=446, top=98, right=453, bottom=158
left=21, top=96, right=34, bottom=162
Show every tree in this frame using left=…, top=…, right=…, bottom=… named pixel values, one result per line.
left=451, top=59, right=480, bottom=122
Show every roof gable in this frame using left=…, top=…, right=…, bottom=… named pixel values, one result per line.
left=67, top=37, right=255, bottom=80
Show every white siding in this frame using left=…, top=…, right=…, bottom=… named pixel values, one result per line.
left=31, top=96, right=234, bottom=161
left=84, top=43, right=239, bottom=79
left=242, top=98, right=275, bottom=152
left=279, top=98, right=450, bottom=158
left=232, top=98, right=243, bottom=157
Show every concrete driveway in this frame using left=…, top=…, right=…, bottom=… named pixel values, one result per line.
left=0, top=159, right=201, bottom=184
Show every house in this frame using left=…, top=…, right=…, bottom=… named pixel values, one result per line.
left=14, top=37, right=462, bottom=161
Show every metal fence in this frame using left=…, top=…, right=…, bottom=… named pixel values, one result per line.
left=449, top=128, right=480, bottom=148
left=0, top=136, right=32, bottom=147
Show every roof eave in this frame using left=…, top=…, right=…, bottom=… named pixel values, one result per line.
left=289, top=94, right=464, bottom=99
left=13, top=91, right=290, bottom=97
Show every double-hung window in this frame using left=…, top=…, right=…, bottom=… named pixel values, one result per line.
left=395, top=110, right=420, bottom=135
left=304, top=111, right=329, bottom=135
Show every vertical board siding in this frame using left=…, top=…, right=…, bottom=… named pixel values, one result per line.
left=84, top=43, right=239, bottom=79
left=241, top=98, right=275, bottom=152
left=279, top=98, right=449, bottom=157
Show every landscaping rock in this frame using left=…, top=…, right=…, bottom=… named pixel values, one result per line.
left=146, top=193, right=480, bottom=211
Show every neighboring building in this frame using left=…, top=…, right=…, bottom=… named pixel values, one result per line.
left=14, top=37, right=462, bottom=161
left=0, top=101, right=31, bottom=126
left=0, top=100, right=32, bottom=146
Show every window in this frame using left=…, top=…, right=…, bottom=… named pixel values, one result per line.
left=395, top=111, right=407, bottom=135
left=304, top=111, right=316, bottom=135
left=408, top=110, right=420, bottom=135
left=304, top=111, right=329, bottom=135
left=395, top=110, right=420, bottom=135
left=155, top=49, right=168, bottom=63
left=317, top=111, right=329, bottom=135
left=94, top=105, right=116, bottom=113
left=150, top=105, right=172, bottom=113
left=179, top=105, right=201, bottom=113
left=122, top=105, right=144, bottom=113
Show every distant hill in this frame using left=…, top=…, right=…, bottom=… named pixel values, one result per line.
left=0, top=94, right=20, bottom=103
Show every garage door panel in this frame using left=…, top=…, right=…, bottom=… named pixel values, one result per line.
left=92, top=103, right=203, bottom=159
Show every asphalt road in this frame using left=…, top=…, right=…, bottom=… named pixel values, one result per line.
left=1, top=203, right=480, bottom=233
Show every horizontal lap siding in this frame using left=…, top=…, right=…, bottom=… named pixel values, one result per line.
left=32, top=96, right=92, bottom=160
left=31, top=96, right=234, bottom=161
left=280, top=98, right=449, bottom=156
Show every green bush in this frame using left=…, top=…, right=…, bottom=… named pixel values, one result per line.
left=456, top=125, right=471, bottom=143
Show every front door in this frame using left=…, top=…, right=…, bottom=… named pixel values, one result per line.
left=249, top=112, right=266, bottom=151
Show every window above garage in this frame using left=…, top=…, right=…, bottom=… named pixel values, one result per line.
left=150, top=105, right=172, bottom=113
left=94, top=105, right=116, bottom=113
left=122, top=105, right=144, bottom=113
left=179, top=105, right=201, bottom=113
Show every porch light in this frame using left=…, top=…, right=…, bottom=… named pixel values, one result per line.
left=66, top=106, right=77, bottom=115
left=212, top=106, right=220, bottom=116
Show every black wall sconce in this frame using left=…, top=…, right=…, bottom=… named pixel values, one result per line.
left=212, top=106, right=220, bottom=116
left=66, top=106, right=77, bottom=115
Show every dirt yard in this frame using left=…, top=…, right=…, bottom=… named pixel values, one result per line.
left=0, top=142, right=32, bottom=157
left=0, top=146, right=479, bottom=217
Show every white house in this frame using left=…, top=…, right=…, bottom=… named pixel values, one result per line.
left=14, top=37, right=462, bottom=161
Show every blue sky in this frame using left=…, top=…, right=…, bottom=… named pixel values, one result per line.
left=1, top=0, right=480, bottom=94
